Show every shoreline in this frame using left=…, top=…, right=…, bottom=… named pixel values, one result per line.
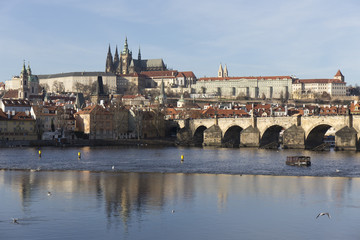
left=0, top=138, right=177, bottom=148
left=0, top=168, right=353, bottom=178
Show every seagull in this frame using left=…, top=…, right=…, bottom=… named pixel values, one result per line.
left=112, top=166, right=115, bottom=170
left=171, top=210, right=175, bottom=213
left=12, top=218, right=19, bottom=224
left=47, top=191, right=52, bottom=196
left=336, top=169, right=341, bottom=173
left=316, top=212, right=331, bottom=219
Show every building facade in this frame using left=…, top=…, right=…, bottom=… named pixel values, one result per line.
left=292, top=70, right=347, bottom=98
left=5, top=62, right=40, bottom=99
left=194, top=73, right=293, bottom=99
left=74, top=105, right=114, bottom=140
left=38, top=72, right=118, bottom=94
left=0, top=109, right=37, bottom=141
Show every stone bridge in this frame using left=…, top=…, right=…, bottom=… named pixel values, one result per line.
left=176, top=115, right=360, bottom=150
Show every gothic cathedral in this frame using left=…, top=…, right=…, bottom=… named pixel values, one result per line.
left=105, top=37, right=167, bottom=75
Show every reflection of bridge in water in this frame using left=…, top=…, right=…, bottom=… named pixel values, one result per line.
left=176, top=115, right=360, bottom=150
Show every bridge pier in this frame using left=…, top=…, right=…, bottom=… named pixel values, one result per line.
left=203, top=124, right=223, bottom=147
left=335, top=126, right=358, bottom=151
left=240, top=126, right=260, bottom=147
left=282, top=125, right=305, bottom=149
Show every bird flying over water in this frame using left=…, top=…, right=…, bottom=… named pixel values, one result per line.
left=12, top=218, right=19, bottom=224
left=316, top=212, right=331, bottom=219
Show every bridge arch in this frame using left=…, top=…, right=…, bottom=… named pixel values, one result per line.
left=223, top=125, right=243, bottom=147
left=193, top=125, right=207, bottom=146
left=260, top=125, right=284, bottom=148
left=305, top=124, right=332, bottom=149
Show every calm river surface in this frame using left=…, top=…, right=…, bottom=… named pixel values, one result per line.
left=1, top=146, right=360, bottom=239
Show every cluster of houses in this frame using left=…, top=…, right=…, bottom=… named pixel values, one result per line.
left=2, top=87, right=360, bottom=143
left=0, top=93, right=168, bottom=142
left=165, top=99, right=359, bottom=120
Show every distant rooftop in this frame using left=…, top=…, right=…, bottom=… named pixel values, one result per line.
left=37, top=72, right=116, bottom=79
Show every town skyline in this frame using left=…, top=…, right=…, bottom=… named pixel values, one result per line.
left=1, top=0, right=360, bottom=85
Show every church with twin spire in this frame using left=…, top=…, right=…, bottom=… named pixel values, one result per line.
left=105, top=37, right=167, bottom=75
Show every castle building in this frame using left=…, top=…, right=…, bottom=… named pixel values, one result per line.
left=34, top=38, right=168, bottom=95
left=106, top=37, right=167, bottom=75
left=194, top=64, right=293, bottom=99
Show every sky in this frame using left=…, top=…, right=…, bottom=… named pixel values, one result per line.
left=1, top=0, right=360, bottom=85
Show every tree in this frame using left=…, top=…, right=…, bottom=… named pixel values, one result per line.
left=261, top=93, right=266, bottom=100
left=53, top=81, right=60, bottom=93
left=125, top=83, right=138, bottom=95
left=52, top=81, right=65, bottom=93
left=40, top=83, right=50, bottom=92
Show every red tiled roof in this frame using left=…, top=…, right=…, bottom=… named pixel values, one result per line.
left=0, top=109, right=7, bottom=119
left=141, top=70, right=178, bottom=78
left=177, top=72, right=185, bottom=78
left=122, top=94, right=145, bottom=99
left=294, top=79, right=345, bottom=84
left=180, top=71, right=196, bottom=78
left=75, top=105, right=112, bottom=115
left=12, top=112, right=33, bottom=120
left=335, top=70, right=343, bottom=77
left=3, top=90, right=19, bottom=99
left=202, top=107, right=249, bottom=117
left=166, top=108, right=178, bottom=115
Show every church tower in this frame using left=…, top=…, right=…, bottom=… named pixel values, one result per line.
left=218, top=63, right=224, bottom=77
left=105, top=45, right=114, bottom=73
left=334, top=70, right=344, bottom=82
left=224, top=64, right=228, bottom=77
left=18, top=61, right=30, bottom=99
left=138, top=46, right=141, bottom=60
left=120, top=37, right=132, bottom=75
left=158, top=79, right=167, bottom=105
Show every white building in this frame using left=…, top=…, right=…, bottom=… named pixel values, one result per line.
left=194, top=64, right=293, bottom=99
left=37, top=72, right=118, bottom=93
left=292, top=70, right=346, bottom=98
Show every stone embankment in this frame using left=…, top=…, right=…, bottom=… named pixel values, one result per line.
left=0, top=139, right=176, bottom=148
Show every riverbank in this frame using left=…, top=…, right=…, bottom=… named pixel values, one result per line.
left=0, top=138, right=177, bottom=148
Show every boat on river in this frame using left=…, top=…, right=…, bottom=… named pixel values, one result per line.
left=286, top=156, right=311, bottom=166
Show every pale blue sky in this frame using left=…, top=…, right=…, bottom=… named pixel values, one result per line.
left=1, top=0, right=360, bottom=85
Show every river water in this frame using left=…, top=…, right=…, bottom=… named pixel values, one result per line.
left=1, top=146, right=360, bottom=239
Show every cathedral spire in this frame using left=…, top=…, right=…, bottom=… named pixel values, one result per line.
left=114, top=46, right=119, bottom=63
left=105, top=44, right=114, bottom=73
left=114, top=45, right=120, bottom=74
left=123, top=37, right=129, bottom=54
left=138, top=46, right=141, bottom=60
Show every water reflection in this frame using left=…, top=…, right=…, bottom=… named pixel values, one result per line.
left=2, top=171, right=360, bottom=227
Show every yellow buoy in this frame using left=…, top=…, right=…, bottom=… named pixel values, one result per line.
left=78, top=152, right=81, bottom=159
left=38, top=150, right=42, bottom=158
left=181, top=155, right=184, bottom=163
